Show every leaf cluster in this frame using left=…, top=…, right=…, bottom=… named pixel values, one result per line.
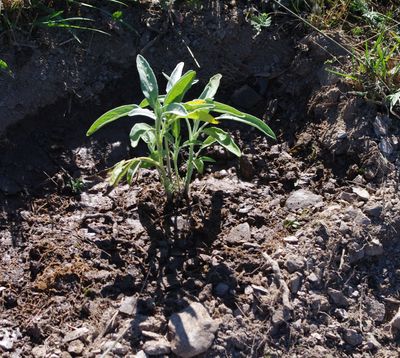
left=87, top=55, right=275, bottom=198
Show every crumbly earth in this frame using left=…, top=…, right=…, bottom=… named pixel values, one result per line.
left=1, top=1, right=400, bottom=357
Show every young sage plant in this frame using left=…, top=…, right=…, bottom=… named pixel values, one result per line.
left=87, top=55, right=275, bottom=199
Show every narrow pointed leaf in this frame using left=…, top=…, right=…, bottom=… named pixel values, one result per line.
left=109, top=160, right=128, bottom=186
left=136, top=55, right=158, bottom=107
left=203, top=127, right=241, bottom=157
left=127, top=160, right=141, bottom=185
left=200, top=136, right=216, bottom=150
left=86, top=104, right=135, bottom=136
left=199, top=74, right=222, bottom=99
left=164, top=70, right=196, bottom=105
left=166, top=62, right=185, bottom=92
left=208, top=100, right=243, bottom=116
left=200, top=156, right=216, bottom=163
left=217, top=113, right=276, bottom=139
left=128, top=106, right=156, bottom=120
left=187, top=110, right=219, bottom=124
left=172, top=119, right=181, bottom=139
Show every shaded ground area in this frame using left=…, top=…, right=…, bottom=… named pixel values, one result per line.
left=1, top=1, right=400, bottom=357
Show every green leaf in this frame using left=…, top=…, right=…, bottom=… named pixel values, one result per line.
left=183, top=99, right=215, bottom=112
left=127, top=160, right=141, bottom=185
left=129, top=123, right=154, bottom=148
left=86, top=104, right=135, bottom=136
left=199, top=74, right=222, bottom=99
left=200, top=136, right=217, bottom=150
left=163, top=103, right=188, bottom=117
left=172, top=119, right=181, bottom=139
left=217, top=113, right=276, bottom=139
left=128, top=106, right=156, bottom=120
left=136, top=55, right=159, bottom=108
left=140, top=95, right=165, bottom=108
left=208, top=100, right=243, bottom=116
left=109, top=160, right=128, bottom=186
left=193, top=158, right=204, bottom=174
left=164, top=70, right=196, bottom=105
left=166, top=62, right=185, bottom=92
left=200, top=156, right=216, bottom=163
left=388, top=90, right=400, bottom=111
left=203, top=127, right=241, bottom=157
left=0, top=59, right=12, bottom=76
left=187, top=110, right=219, bottom=124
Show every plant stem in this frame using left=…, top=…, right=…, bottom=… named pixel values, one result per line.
left=155, top=104, right=171, bottom=198
left=173, top=137, right=181, bottom=193
left=184, top=118, right=198, bottom=196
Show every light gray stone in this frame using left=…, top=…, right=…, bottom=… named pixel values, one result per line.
left=289, top=273, right=302, bottom=294
left=226, top=223, right=251, bottom=244
left=68, top=340, right=84, bottom=355
left=285, top=189, right=323, bottom=211
left=119, top=296, right=137, bottom=316
left=168, top=302, right=219, bottom=358
left=32, top=346, right=47, bottom=358
left=63, top=327, right=89, bottom=343
left=285, top=256, right=305, bottom=273
left=143, top=338, right=171, bottom=355
left=352, top=187, right=370, bottom=201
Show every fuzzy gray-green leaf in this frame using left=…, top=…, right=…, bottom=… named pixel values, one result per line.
left=86, top=104, right=136, bottom=136
left=136, top=55, right=159, bottom=107
left=199, top=74, right=222, bottom=99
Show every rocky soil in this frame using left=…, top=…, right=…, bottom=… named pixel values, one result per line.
left=1, top=1, right=400, bottom=357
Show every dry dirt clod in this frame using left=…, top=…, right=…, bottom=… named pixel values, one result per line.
left=327, top=288, right=349, bottom=308
left=101, top=341, right=129, bottom=356
left=67, top=340, right=84, bottom=355
left=366, top=298, right=386, bottom=323
left=342, top=328, right=363, bottom=347
left=285, top=189, right=323, bottom=211
left=168, top=302, right=219, bottom=358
